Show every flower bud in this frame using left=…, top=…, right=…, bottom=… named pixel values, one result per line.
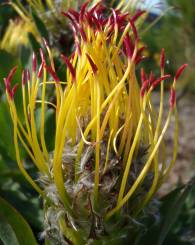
left=175, top=64, right=188, bottom=81
left=86, top=54, right=98, bottom=74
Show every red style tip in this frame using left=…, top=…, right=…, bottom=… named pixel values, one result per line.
left=149, top=71, right=155, bottom=84
left=38, top=63, right=44, bottom=78
left=131, top=10, right=146, bottom=22
left=4, top=74, right=18, bottom=100
left=39, top=48, right=46, bottom=64
left=27, top=69, right=30, bottom=81
left=152, top=74, right=171, bottom=88
left=46, top=66, right=60, bottom=83
left=160, top=48, right=165, bottom=70
left=123, top=34, right=134, bottom=58
left=62, top=11, right=78, bottom=29
left=141, top=68, right=147, bottom=83
left=4, top=78, right=11, bottom=97
left=61, top=54, right=76, bottom=81
left=169, top=88, right=176, bottom=109
left=89, top=2, right=102, bottom=14
left=175, top=64, right=188, bottom=81
left=140, top=80, right=149, bottom=97
left=22, top=70, right=27, bottom=86
left=85, top=11, right=94, bottom=28
left=70, top=50, right=76, bottom=61
left=32, top=52, right=37, bottom=72
left=6, top=66, right=18, bottom=85
left=135, top=56, right=146, bottom=65
left=11, top=83, right=19, bottom=99
left=137, top=46, right=146, bottom=55
left=76, top=42, right=81, bottom=56
left=91, top=15, right=101, bottom=31
left=68, top=9, right=79, bottom=22
left=79, top=27, right=87, bottom=42
left=80, top=0, right=90, bottom=22
left=86, top=54, right=98, bottom=74
left=61, top=11, right=70, bottom=18
left=129, top=19, right=138, bottom=40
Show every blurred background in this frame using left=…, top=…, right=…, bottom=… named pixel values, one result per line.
left=0, top=0, right=194, bottom=244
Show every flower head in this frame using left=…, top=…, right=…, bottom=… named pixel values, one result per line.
left=4, top=2, right=187, bottom=242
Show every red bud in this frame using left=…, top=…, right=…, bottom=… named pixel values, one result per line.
left=140, top=80, right=149, bottom=97
left=152, top=74, right=171, bottom=88
left=11, top=83, right=19, bottom=98
left=160, top=48, right=165, bottom=70
left=4, top=78, right=11, bottom=94
left=27, top=69, right=30, bottom=81
left=135, top=55, right=146, bottom=65
left=62, top=11, right=78, bottom=30
left=80, top=0, right=90, bottom=22
left=86, top=54, right=98, bottom=74
left=61, top=54, right=76, bottom=81
left=131, top=10, right=146, bottom=22
left=79, top=27, right=87, bottom=42
left=92, top=15, right=101, bottom=31
left=76, top=42, right=81, bottom=56
left=141, top=68, right=147, bottom=83
left=123, top=34, right=134, bottom=58
left=39, top=48, right=46, bottom=64
left=175, top=64, right=188, bottom=81
left=149, top=71, right=155, bottom=85
left=38, top=63, right=44, bottom=78
left=46, top=66, right=60, bottom=83
left=22, top=70, right=27, bottom=86
left=6, top=66, right=18, bottom=86
left=137, top=46, right=146, bottom=56
left=4, top=74, right=18, bottom=100
left=129, top=19, right=138, bottom=40
left=89, top=2, right=101, bottom=14
left=68, top=9, right=79, bottom=22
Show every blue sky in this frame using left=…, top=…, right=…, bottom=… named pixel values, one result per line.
left=140, top=0, right=166, bottom=14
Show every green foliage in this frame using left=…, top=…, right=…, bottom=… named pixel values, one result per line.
left=0, top=196, right=38, bottom=245
left=131, top=178, right=195, bottom=245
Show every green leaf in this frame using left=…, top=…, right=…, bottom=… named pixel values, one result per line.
left=157, top=178, right=195, bottom=245
left=0, top=216, right=19, bottom=245
left=0, top=196, right=38, bottom=245
left=0, top=187, right=43, bottom=231
left=134, top=177, right=195, bottom=245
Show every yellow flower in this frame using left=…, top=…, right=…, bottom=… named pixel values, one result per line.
left=4, top=1, right=187, bottom=227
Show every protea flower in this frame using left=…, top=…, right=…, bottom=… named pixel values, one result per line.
left=4, top=2, right=187, bottom=244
